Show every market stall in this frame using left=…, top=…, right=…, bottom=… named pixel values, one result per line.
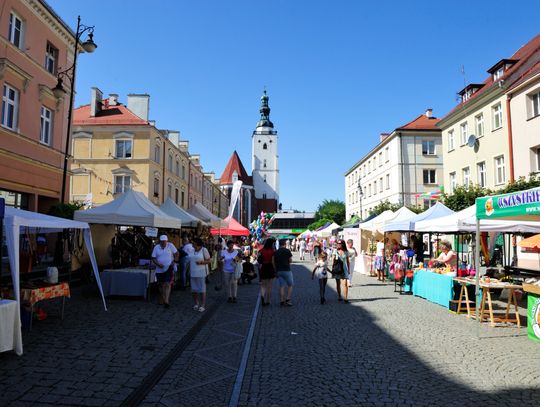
left=2, top=207, right=107, bottom=355
left=160, top=198, right=207, bottom=228
left=187, top=202, right=225, bottom=228
left=476, top=188, right=540, bottom=337
left=211, top=216, right=250, bottom=236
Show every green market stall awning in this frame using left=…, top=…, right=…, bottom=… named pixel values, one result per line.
left=476, top=187, right=540, bottom=221
left=342, top=215, right=360, bottom=228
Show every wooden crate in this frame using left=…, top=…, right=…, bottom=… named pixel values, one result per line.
left=523, top=283, right=540, bottom=295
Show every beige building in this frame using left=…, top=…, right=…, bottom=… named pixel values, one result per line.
left=507, top=68, right=540, bottom=178
left=71, top=89, right=228, bottom=211
left=439, top=34, right=540, bottom=193
left=345, top=110, right=442, bottom=220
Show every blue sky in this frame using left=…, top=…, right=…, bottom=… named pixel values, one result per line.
left=49, top=0, right=540, bottom=212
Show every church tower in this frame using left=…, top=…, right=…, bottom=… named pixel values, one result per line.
left=252, top=91, right=279, bottom=212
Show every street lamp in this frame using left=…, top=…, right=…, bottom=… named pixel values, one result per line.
left=53, top=16, right=97, bottom=204
left=357, top=180, right=364, bottom=220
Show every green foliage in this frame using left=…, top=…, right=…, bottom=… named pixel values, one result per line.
left=368, top=200, right=402, bottom=217
left=498, top=175, right=540, bottom=194
left=314, top=199, right=346, bottom=225
left=307, top=218, right=333, bottom=231
left=442, top=184, right=490, bottom=212
left=48, top=202, right=84, bottom=220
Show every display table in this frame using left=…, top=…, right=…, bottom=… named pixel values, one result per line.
left=21, top=282, right=71, bottom=330
left=453, top=278, right=477, bottom=318
left=478, top=282, right=522, bottom=327
left=358, top=254, right=373, bottom=275
left=0, top=299, right=22, bottom=355
left=101, top=268, right=155, bottom=299
left=412, top=269, right=454, bottom=308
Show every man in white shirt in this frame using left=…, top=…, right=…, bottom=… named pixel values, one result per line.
left=152, top=235, right=179, bottom=308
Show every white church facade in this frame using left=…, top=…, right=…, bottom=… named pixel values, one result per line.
left=219, top=91, right=280, bottom=226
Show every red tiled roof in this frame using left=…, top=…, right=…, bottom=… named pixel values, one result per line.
left=220, top=151, right=253, bottom=185
left=443, top=34, right=540, bottom=119
left=508, top=60, right=540, bottom=92
left=396, top=114, right=440, bottom=130
left=73, top=104, right=148, bottom=126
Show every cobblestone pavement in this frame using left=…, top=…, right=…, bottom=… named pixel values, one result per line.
left=238, top=253, right=540, bottom=406
left=0, top=273, right=258, bottom=407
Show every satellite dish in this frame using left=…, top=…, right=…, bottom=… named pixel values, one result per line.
left=467, top=135, right=477, bottom=148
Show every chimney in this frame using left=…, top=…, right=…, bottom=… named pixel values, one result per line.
left=425, top=108, right=433, bottom=118
left=127, top=94, right=150, bottom=121
left=179, top=140, right=189, bottom=152
left=90, top=87, right=103, bottom=117
left=167, top=130, right=180, bottom=148
left=108, top=94, right=119, bottom=106
left=380, top=132, right=390, bottom=142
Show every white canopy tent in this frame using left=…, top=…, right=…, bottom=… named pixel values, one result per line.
left=187, top=202, right=226, bottom=228
left=359, top=210, right=395, bottom=234
left=74, top=190, right=181, bottom=228
left=381, top=207, right=416, bottom=232
left=415, top=204, right=540, bottom=233
left=160, top=198, right=207, bottom=228
left=384, top=202, right=454, bottom=232
left=314, top=222, right=340, bottom=238
left=3, top=207, right=107, bottom=355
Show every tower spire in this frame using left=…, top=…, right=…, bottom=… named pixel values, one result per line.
left=256, top=90, right=274, bottom=128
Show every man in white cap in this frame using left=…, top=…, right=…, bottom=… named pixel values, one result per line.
left=152, top=234, right=179, bottom=308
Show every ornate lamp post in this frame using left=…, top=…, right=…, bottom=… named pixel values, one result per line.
left=357, top=179, right=364, bottom=220
left=52, top=16, right=97, bottom=204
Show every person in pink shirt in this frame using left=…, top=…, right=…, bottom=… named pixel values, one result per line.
left=436, top=240, right=457, bottom=269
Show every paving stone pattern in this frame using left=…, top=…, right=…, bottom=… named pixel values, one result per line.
left=238, top=253, right=540, bottom=406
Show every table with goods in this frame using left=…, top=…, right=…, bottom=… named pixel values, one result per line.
left=0, top=299, right=22, bottom=355
left=100, top=267, right=156, bottom=299
left=412, top=263, right=457, bottom=308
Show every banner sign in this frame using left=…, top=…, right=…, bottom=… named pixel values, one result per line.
left=228, top=180, right=243, bottom=219
left=145, top=227, right=158, bottom=237
left=528, top=294, right=540, bottom=343
left=476, top=188, right=540, bottom=219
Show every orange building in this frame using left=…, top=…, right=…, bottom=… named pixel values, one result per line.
left=0, top=0, right=77, bottom=211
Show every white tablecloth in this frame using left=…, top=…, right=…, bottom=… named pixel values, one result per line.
left=357, top=254, right=373, bottom=275
left=101, top=268, right=155, bottom=298
left=0, top=299, right=22, bottom=355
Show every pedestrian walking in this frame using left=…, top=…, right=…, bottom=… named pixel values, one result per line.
left=299, top=239, right=306, bottom=260
left=151, top=235, right=179, bottom=308
left=307, top=239, right=314, bottom=260
left=221, top=240, right=241, bottom=303
left=312, top=252, right=329, bottom=304
left=275, top=239, right=294, bottom=306
left=189, top=238, right=211, bottom=312
left=375, top=239, right=385, bottom=281
left=346, top=239, right=357, bottom=288
left=258, top=238, right=276, bottom=306
left=332, top=240, right=350, bottom=303
left=313, top=239, right=320, bottom=258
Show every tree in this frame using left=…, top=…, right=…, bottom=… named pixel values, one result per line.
left=314, top=199, right=346, bottom=225
left=368, top=200, right=401, bottom=217
left=442, top=185, right=489, bottom=212
left=48, top=202, right=84, bottom=220
left=307, top=218, right=333, bottom=231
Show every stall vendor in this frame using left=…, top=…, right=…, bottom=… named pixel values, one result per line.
left=435, top=240, right=457, bottom=269
left=152, top=235, right=179, bottom=308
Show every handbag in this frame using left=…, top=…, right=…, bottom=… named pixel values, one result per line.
left=234, top=262, right=243, bottom=280
left=331, top=257, right=344, bottom=276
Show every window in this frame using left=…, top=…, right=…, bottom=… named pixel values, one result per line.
left=385, top=147, right=389, bottom=162
left=379, top=177, right=383, bottom=192
left=168, top=184, right=172, bottom=198
left=1, top=84, right=19, bottom=131
left=263, top=143, right=267, bottom=150
left=495, top=155, right=505, bottom=185
left=115, top=139, right=132, bottom=158
left=263, top=159, right=267, bottom=168
left=477, top=161, right=486, bottom=187
left=535, top=147, right=540, bottom=172
left=154, top=144, right=161, bottom=163
left=368, top=184, right=372, bottom=197
left=39, top=106, right=53, bottom=145
left=181, top=191, right=185, bottom=207
left=114, top=175, right=131, bottom=194
left=492, top=103, right=503, bottom=130
left=263, top=174, right=267, bottom=183
left=378, top=152, right=382, bottom=167
left=449, top=172, right=457, bottom=193
left=423, top=169, right=436, bottom=184
left=460, top=122, right=468, bottom=145
left=373, top=180, right=377, bottom=194
left=448, top=130, right=455, bottom=151
left=530, top=91, right=540, bottom=118
left=175, top=188, right=179, bottom=204
left=493, top=67, right=504, bottom=81
left=45, top=43, right=58, bottom=74
left=386, top=174, right=390, bottom=189
left=154, top=177, right=160, bottom=196
left=175, top=160, right=180, bottom=176
left=168, top=154, right=173, bottom=171
left=8, top=12, right=23, bottom=48
left=182, top=165, right=186, bottom=180
left=475, top=113, right=484, bottom=138
left=422, top=140, right=435, bottom=155
left=462, top=167, right=470, bottom=187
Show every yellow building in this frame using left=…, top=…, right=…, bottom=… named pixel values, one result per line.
left=70, top=89, right=228, bottom=211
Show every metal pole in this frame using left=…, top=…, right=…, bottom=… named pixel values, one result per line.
left=475, top=218, right=481, bottom=338
left=60, top=16, right=81, bottom=204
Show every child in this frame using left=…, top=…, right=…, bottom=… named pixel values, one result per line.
left=312, top=252, right=329, bottom=304
left=240, top=255, right=257, bottom=284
